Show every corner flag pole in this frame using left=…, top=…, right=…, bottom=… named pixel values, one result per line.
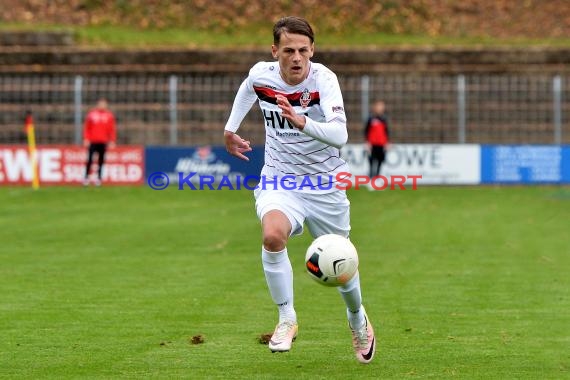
left=24, top=112, right=40, bottom=190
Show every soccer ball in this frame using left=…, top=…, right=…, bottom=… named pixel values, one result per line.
left=305, top=234, right=359, bottom=287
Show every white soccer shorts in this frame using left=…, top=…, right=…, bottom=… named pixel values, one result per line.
left=254, top=188, right=351, bottom=238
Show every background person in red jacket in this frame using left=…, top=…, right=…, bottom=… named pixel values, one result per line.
left=364, top=100, right=390, bottom=179
left=83, top=97, right=116, bottom=186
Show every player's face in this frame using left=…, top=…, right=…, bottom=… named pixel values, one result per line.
left=97, top=99, right=108, bottom=109
left=373, top=101, right=385, bottom=115
left=272, top=32, right=314, bottom=86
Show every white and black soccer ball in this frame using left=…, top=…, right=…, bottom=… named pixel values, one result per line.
left=305, top=234, right=359, bottom=287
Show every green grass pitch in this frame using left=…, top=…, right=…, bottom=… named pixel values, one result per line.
left=1, top=185, right=569, bottom=379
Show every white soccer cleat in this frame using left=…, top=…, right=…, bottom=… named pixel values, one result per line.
left=268, top=321, right=298, bottom=352
left=350, top=307, right=376, bottom=364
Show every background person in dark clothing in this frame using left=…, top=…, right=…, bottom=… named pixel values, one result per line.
left=83, top=98, right=116, bottom=186
left=364, top=100, right=390, bottom=178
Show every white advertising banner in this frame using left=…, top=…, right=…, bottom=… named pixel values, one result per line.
left=341, top=144, right=481, bottom=185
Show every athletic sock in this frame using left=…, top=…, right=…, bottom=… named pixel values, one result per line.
left=338, top=272, right=365, bottom=329
left=262, top=247, right=296, bottom=323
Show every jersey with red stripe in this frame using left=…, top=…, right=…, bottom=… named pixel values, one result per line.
left=225, top=61, right=350, bottom=192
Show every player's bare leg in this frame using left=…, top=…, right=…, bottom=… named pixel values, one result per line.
left=262, top=210, right=298, bottom=352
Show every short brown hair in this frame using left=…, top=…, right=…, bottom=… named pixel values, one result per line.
left=273, top=16, right=314, bottom=45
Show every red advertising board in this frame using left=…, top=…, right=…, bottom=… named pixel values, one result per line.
left=0, top=145, right=144, bottom=186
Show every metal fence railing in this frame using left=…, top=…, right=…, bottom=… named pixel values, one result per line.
left=0, top=73, right=567, bottom=146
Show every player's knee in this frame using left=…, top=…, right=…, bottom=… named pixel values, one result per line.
left=263, top=229, right=288, bottom=252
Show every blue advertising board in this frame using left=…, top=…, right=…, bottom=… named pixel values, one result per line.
left=145, top=145, right=265, bottom=188
left=481, top=145, right=570, bottom=184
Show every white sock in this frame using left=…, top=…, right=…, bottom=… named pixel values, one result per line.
left=262, top=247, right=296, bottom=323
left=338, top=272, right=365, bottom=329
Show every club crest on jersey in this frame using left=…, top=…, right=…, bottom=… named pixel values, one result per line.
left=300, top=88, right=311, bottom=108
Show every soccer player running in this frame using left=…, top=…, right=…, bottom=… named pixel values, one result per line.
left=223, top=16, right=376, bottom=364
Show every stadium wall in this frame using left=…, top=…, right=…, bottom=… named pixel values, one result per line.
left=2, top=47, right=570, bottom=75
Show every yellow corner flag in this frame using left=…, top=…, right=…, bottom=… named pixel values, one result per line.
left=24, top=112, right=40, bottom=190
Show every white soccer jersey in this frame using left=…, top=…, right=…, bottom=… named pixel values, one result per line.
left=225, top=61, right=350, bottom=193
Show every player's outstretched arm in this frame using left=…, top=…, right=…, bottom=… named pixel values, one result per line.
left=224, top=130, right=252, bottom=161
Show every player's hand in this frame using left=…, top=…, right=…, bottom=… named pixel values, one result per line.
left=276, top=94, right=306, bottom=130
left=224, top=131, right=252, bottom=161
left=83, top=140, right=89, bottom=148
left=109, top=142, right=116, bottom=149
